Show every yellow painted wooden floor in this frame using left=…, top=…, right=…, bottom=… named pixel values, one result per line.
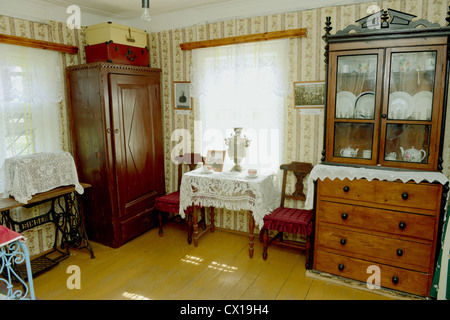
left=33, top=222, right=397, bottom=300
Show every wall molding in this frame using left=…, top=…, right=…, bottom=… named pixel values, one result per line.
left=0, top=33, right=78, bottom=54
left=180, top=28, right=307, bottom=50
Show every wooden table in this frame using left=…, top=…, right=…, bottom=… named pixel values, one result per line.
left=0, top=183, right=94, bottom=275
left=179, top=169, right=280, bottom=258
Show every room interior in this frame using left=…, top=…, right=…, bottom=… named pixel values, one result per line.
left=1, top=0, right=450, bottom=302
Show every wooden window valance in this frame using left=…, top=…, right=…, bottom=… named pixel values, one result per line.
left=0, top=34, right=78, bottom=54
left=180, top=28, right=307, bottom=50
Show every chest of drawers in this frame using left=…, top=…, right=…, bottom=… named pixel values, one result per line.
left=313, top=178, right=443, bottom=297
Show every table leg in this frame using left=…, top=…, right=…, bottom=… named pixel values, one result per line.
left=249, top=212, right=255, bottom=258
left=193, top=205, right=199, bottom=247
left=210, top=207, right=215, bottom=233
left=187, top=211, right=192, bottom=245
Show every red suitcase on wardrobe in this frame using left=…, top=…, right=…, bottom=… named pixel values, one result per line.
left=85, top=41, right=150, bottom=67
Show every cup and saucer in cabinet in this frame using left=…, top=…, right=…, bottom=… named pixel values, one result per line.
left=340, top=147, right=358, bottom=158
left=385, top=152, right=397, bottom=161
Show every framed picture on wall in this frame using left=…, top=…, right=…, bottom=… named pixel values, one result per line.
left=205, top=150, right=226, bottom=172
left=294, top=81, right=325, bottom=109
left=173, top=81, right=192, bottom=110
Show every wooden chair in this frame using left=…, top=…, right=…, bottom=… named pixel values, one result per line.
left=260, top=162, right=314, bottom=269
left=155, top=153, right=205, bottom=237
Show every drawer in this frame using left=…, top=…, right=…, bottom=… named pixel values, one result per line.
left=316, top=225, right=433, bottom=273
left=317, top=201, right=436, bottom=241
left=318, top=178, right=441, bottom=214
left=315, top=250, right=431, bottom=297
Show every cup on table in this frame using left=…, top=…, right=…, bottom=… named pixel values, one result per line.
left=202, top=164, right=212, bottom=172
left=247, top=169, right=257, bottom=177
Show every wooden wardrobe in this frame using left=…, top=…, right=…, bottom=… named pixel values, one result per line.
left=66, top=63, right=165, bottom=248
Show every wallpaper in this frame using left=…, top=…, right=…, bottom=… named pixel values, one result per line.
left=148, top=0, right=450, bottom=236
left=1, top=0, right=450, bottom=255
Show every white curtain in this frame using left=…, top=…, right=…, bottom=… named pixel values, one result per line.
left=0, top=43, right=63, bottom=193
left=191, top=39, right=290, bottom=174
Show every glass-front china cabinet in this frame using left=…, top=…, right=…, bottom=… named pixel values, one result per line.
left=314, top=9, right=450, bottom=298
left=323, top=9, right=449, bottom=171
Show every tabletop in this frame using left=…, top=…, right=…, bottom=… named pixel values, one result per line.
left=179, top=168, right=281, bottom=229
left=0, top=183, right=91, bottom=212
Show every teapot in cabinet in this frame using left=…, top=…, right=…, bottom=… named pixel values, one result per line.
left=400, top=146, right=427, bottom=162
left=340, top=147, right=359, bottom=158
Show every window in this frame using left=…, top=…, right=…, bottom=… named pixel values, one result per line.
left=0, top=43, right=63, bottom=192
left=191, top=39, right=290, bottom=174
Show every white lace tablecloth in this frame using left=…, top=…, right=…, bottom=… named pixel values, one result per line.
left=179, top=169, right=281, bottom=229
left=2, top=152, right=84, bottom=204
left=305, top=164, right=449, bottom=209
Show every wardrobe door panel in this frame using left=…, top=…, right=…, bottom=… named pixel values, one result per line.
left=109, top=74, right=159, bottom=219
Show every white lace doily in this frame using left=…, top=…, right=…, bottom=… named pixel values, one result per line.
left=179, top=169, right=281, bottom=229
left=305, top=164, right=449, bottom=209
left=2, top=152, right=84, bottom=204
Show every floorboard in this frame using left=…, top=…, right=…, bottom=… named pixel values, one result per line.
left=32, top=222, right=397, bottom=301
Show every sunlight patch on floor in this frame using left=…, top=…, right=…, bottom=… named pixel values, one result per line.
left=181, top=255, right=204, bottom=265
left=208, top=261, right=238, bottom=273
left=180, top=254, right=238, bottom=273
left=122, top=291, right=151, bottom=300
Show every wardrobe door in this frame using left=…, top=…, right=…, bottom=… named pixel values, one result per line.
left=109, top=73, right=163, bottom=241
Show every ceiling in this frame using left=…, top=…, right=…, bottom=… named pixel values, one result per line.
left=2, top=0, right=377, bottom=32
left=42, top=0, right=236, bottom=19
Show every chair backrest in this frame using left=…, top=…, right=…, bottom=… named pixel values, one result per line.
left=175, top=153, right=205, bottom=190
left=279, top=162, right=314, bottom=207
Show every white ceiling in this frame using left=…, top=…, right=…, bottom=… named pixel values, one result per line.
left=0, top=0, right=376, bottom=32
left=42, top=0, right=234, bottom=19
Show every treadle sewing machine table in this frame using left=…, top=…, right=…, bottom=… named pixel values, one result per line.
left=0, top=183, right=95, bottom=276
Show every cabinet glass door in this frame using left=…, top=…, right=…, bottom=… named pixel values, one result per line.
left=383, top=50, right=437, bottom=165
left=335, top=55, right=377, bottom=120
left=331, top=53, right=380, bottom=162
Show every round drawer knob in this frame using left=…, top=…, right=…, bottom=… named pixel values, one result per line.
left=338, top=264, right=345, bottom=271
left=396, top=249, right=403, bottom=257
left=399, top=221, right=407, bottom=230
left=402, top=192, right=409, bottom=200
left=340, top=238, right=347, bottom=245
left=343, top=186, right=350, bottom=193
left=392, top=276, right=399, bottom=284
left=341, top=212, right=349, bottom=220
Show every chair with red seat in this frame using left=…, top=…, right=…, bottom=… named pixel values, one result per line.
left=155, top=153, right=205, bottom=237
left=261, top=162, right=314, bottom=269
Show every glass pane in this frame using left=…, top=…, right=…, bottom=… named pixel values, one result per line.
left=334, top=123, right=374, bottom=159
left=335, top=55, right=377, bottom=119
left=384, top=124, right=430, bottom=163
left=388, top=52, right=436, bottom=121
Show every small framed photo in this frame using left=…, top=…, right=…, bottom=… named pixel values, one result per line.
left=205, top=150, right=226, bottom=172
left=294, top=81, right=325, bottom=109
left=173, top=81, right=192, bottom=110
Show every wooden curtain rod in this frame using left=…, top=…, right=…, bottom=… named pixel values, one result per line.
left=0, top=34, right=78, bottom=54
left=180, top=28, right=307, bottom=50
